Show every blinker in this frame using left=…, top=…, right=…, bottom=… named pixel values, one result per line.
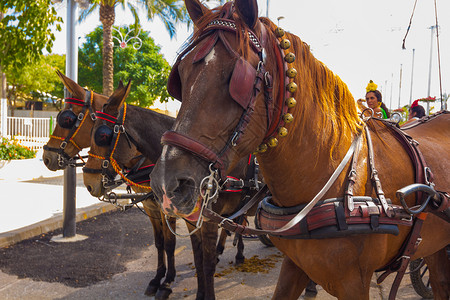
left=94, top=125, right=113, bottom=147
left=57, top=110, right=77, bottom=129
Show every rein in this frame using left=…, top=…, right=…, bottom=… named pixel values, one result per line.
left=203, top=130, right=363, bottom=235
left=43, top=90, right=96, bottom=168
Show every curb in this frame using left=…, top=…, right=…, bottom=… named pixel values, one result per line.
left=0, top=201, right=126, bottom=248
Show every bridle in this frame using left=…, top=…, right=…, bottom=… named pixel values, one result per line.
left=162, top=3, right=293, bottom=184
left=82, top=103, right=153, bottom=192
left=43, top=90, right=96, bottom=168
left=160, top=2, right=297, bottom=236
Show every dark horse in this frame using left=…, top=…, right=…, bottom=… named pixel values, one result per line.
left=83, top=81, right=264, bottom=299
left=150, top=0, right=450, bottom=299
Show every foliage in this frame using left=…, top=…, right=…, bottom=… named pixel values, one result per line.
left=4, top=54, right=65, bottom=110
left=78, top=25, right=171, bottom=106
left=0, top=0, right=62, bottom=75
left=80, top=0, right=188, bottom=39
left=0, top=137, right=36, bottom=160
left=78, top=0, right=188, bottom=95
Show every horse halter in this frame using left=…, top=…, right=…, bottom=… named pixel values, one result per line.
left=162, top=3, right=296, bottom=180
left=43, top=90, right=96, bottom=167
left=163, top=4, right=268, bottom=180
left=83, top=104, right=152, bottom=191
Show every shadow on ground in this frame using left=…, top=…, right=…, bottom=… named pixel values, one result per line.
left=0, top=208, right=153, bottom=287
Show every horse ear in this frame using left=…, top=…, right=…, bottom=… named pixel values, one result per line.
left=106, top=80, right=132, bottom=113
left=185, top=0, right=208, bottom=26
left=55, top=70, right=84, bottom=99
left=234, top=0, right=259, bottom=29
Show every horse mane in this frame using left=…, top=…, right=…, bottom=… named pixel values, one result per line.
left=260, top=18, right=363, bottom=157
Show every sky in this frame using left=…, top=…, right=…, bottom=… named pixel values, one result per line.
left=49, top=0, right=449, bottom=112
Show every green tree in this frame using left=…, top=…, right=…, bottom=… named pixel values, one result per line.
left=5, top=54, right=65, bottom=111
left=78, top=24, right=170, bottom=107
left=0, top=0, right=62, bottom=109
left=79, top=0, right=188, bottom=96
left=0, top=0, right=62, bottom=76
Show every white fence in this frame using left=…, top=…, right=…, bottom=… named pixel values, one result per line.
left=5, top=116, right=55, bottom=150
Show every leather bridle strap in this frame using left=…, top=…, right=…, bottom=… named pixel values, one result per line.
left=161, top=130, right=226, bottom=174
left=203, top=131, right=364, bottom=236
left=44, top=90, right=94, bottom=166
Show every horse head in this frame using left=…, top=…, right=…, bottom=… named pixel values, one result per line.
left=42, top=70, right=108, bottom=170
left=151, top=0, right=279, bottom=221
left=83, top=80, right=142, bottom=197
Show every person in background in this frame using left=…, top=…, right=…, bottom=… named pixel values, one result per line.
left=408, top=99, right=426, bottom=120
left=402, top=99, right=426, bottom=125
left=357, top=80, right=390, bottom=119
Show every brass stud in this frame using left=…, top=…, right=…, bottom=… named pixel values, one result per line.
left=280, top=39, right=291, bottom=50
left=278, top=127, right=288, bottom=137
left=275, top=27, right=285, bottom=38
left=283, top=113, right=294, bottom=123
left=268, top=137, right=278, bottom=147
left=285, top=52, right=296, bottom=63
left=258, top=143, right=268, bottom=153
left=287, top=82, right=298, bottom=93
left=286, top=68, right=297, bottom=78
left=286, top=97, right=297, bottom=108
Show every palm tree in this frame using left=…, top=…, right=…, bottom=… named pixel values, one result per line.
left=79, top=0, right=188, bottom=96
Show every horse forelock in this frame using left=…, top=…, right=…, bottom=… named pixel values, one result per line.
left=191, top=5, right=253, bottom=60
left=260, top=18, right=362, bottom=156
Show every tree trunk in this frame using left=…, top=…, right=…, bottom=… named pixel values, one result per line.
left=100, top=4, right=115, bottom=96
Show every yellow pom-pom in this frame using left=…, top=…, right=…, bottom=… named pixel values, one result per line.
left=366, top=80, right=378, bottom=93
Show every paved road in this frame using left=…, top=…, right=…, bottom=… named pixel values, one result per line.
left=0, top=214, right=424, bottom=300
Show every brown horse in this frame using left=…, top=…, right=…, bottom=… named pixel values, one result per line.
left=42, top=71, right=108, bottom=170
left=150, top=0, right=450, bottom=299
left=83, top=81, right=264, bottom=299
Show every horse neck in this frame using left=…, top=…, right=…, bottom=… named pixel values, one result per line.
left=125, top=105, right=175, bottom=162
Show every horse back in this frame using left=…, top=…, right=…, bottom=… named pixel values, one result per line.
left=403, top=112, right=450, bottom=190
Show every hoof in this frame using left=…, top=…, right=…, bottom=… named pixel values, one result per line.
left=144, top=283, right=159, bottom=296
left=234, top=256, right=245, bottom=265
left=216, top=245, right=224, bottom=255
left=155, top=286, right=172, bottom=300
left=305, top=281, right=318, bottom=298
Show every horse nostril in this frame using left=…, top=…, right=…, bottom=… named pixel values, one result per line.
left=44, top=158, right=50, bottom=166
left=172, top=178, right=196, bottom=202
left=86, top=185, right=93, bottom=193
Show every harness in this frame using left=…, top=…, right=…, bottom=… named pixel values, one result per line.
left=163, top=2, right=292, bottom=181
left=159, top=4, right=449, bottom=297
left=43, top=90, right=96, bottom=168
left=82, top=103, right=154, bottom=208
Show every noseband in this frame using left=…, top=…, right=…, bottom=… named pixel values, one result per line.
left=44, top=90, right=96, bottom=168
